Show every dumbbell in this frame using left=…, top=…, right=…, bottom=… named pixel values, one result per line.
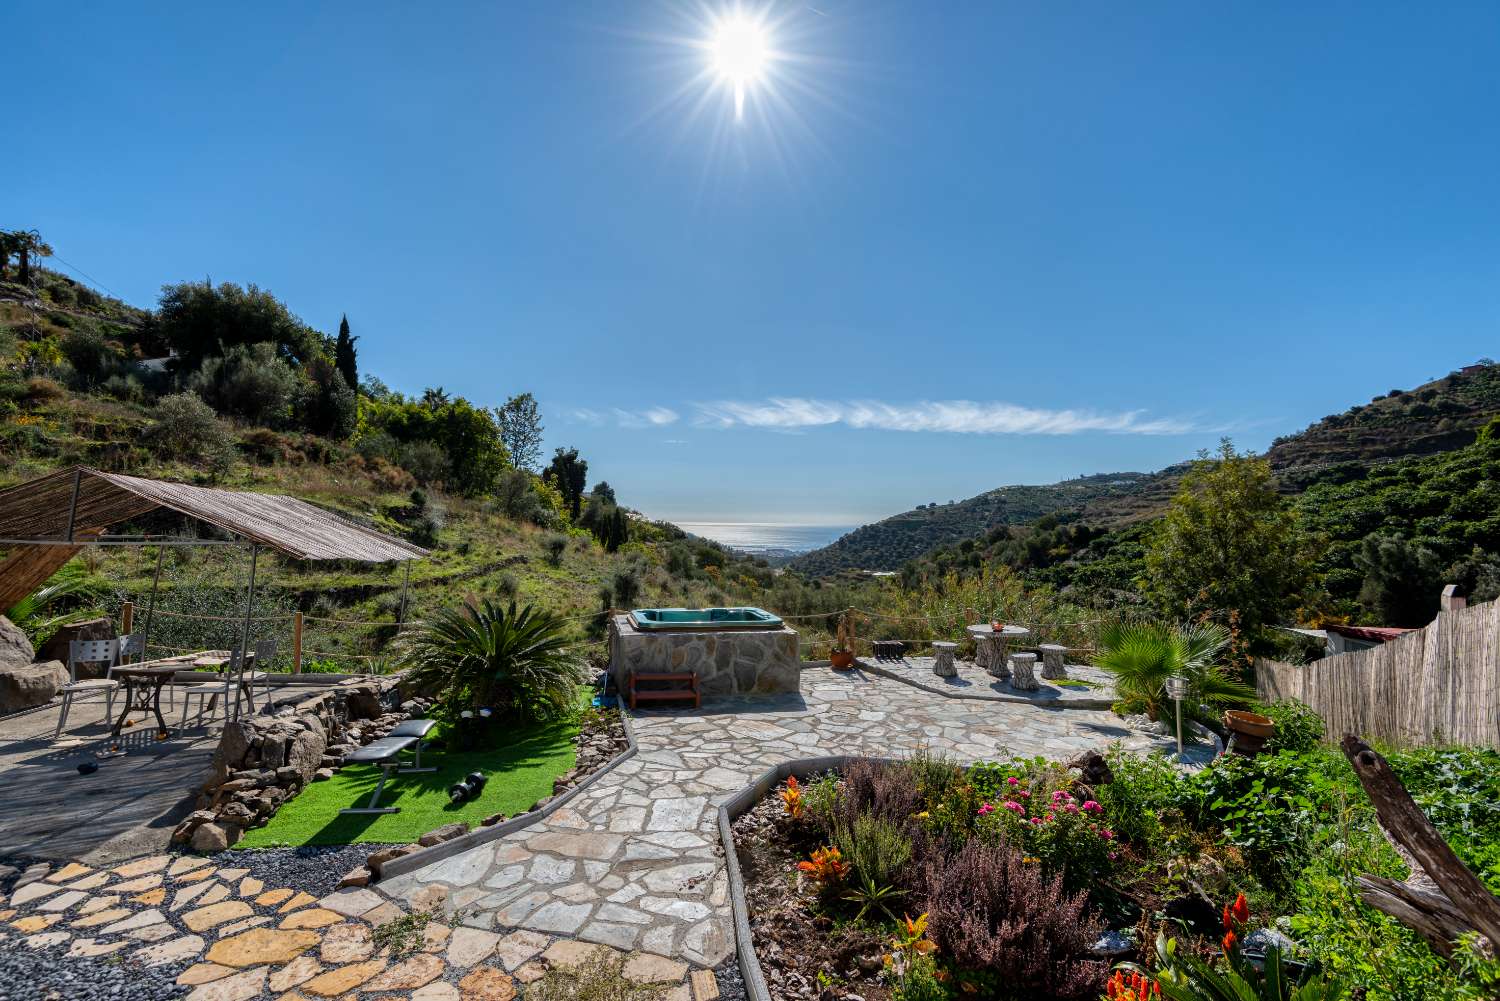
left=447, top=770, right=489, bottom=804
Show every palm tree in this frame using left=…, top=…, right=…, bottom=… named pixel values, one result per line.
left=5, top=564, right=103, bottom=646
left=1094, top=620, right=1254, bottom=722
left=12, top=230, right=53, bottom=285
left=400, top=598, right=588, bottom=723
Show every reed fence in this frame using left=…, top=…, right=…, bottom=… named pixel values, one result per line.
left=1256, top=598, right=1500, bottom=748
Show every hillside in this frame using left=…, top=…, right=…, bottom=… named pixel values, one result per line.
left=790, top=362, right=1500, bottom=576
left=0, top=263, right=798, bottom=664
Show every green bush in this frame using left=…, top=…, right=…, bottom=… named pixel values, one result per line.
left=1093, top=747, right=1184, bottom=846
left=1259, top=700, right=1326, bottom=754
left=148, top=392, right=235, bottom=476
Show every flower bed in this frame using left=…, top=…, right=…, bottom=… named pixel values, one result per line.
left=730, top=734, right=1500, bottom=1001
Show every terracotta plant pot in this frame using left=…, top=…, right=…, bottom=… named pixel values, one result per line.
left=1224, top=710, right=1275, bottom=739
left=1223, top=709, right=1276, bottom=756
left=830, top=650, right=855, bottom=670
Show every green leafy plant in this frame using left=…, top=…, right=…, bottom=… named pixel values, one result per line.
left=1134, top=928, right=1347, bottom=1001
left=1095, top=619, right=1254, bottom=722
left=834, top=815, right=912, bottom=921
left=4, top=563, right=103, bottom=646
left=1259, top=700, right=1326, bottom=754
left=400, top=597, right=588, bottom=723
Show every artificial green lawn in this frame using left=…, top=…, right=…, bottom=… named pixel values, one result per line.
left=237, top=714, right=581, bottom=847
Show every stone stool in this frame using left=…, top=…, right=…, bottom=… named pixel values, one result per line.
left=1008, top=652, right=1039, bottom=691
left=975, top=633, right=1011, bottom=678
left=932, top=641, right=958, bottom=678
left=1038, top=643, right=1069, bottom=680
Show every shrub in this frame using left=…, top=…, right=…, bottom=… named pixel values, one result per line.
left=922, top=838, right=1105, bottom=998
left=1259, top=699, right=1325, bottom=754
left=100, top=373, right=145, bottom=403
left=1093, top=748, right=1184, bottom=847
left=545, top=534, right=568, bottom=565
left=611, top=570, right=641, bottom=610
left=148, top=392, right=235, bottom=476
left=973, top=766, right=1116, bottom=893
left=399, top=598, right=588, bottom=723
left=22, top=376, right=66, bottom=405
left=398, top=440, right=449, bottom=485
left=1095, top=620, right=1254, bottom=723
left=187, top=342, right=298, bottom=426
left=833, top=814, right=914, bottom=921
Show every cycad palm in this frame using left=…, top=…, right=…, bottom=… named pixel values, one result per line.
left=1095, top=620, right=1253, bottom=721
left=401, top=598, right=588, bottom=722
left=6, top=564, right=101, bottom=646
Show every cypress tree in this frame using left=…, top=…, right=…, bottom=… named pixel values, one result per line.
left=334, top=313, right=359, bottom=393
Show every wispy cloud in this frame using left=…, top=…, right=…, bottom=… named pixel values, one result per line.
left=690, top=398, right=1200, bottom=435
left=569, top=407, right=680, bottom=428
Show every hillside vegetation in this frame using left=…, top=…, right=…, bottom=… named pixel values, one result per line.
left=794, top=363, right=1500, bottom=585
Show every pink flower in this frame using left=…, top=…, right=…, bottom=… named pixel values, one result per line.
left=1003, top=801, right=1024, bottom=813
left=1029, top=816, right=1044, bottom=825
left=977, top=803, right=995, bottom=816
left=1044, top=812, right=1055, bottom=821
left=1006, top=776, right=1020, bottom=786
left=1063, top=803, right=1079, bottom=814
left=1082, top=800, right=1102, bottom=814
left=1100, top=829, right=1115, bottom=840
left=1019, top=790, right=1031, bottom=799
left=1108, top=851, right=1119, bottom=860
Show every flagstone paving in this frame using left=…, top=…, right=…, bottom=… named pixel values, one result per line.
left=378, top=663, right=1199, bottom=967
left=0, top=853, right=717, bottom=999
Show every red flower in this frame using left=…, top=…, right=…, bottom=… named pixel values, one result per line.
left=1222, top=929, right=1238, bottom=954
left=1230, top=892, right=1249, bottom=925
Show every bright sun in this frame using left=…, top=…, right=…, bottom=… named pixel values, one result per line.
left=709, top=13, right=771, bottom=120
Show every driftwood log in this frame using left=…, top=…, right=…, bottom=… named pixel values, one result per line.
left=1340, top=734, right=1500, bottom=957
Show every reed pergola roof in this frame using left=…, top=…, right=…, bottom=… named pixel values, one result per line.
left=0, top=466, right=427, bottom=609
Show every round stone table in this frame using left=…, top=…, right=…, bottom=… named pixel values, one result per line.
left=966, top=624, right=1031, bottom=678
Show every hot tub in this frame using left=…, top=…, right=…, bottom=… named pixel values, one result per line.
left=629, top=607, right=784, bottom=631
left=610, top=609, right=800, bottom=697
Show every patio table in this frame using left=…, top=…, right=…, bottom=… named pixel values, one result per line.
left=109, top=664, right=189, bottom=738
left=966, top=624, right=1030, bottom=677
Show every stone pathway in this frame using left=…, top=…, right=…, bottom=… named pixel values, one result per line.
left=0, top=853, right=714, bottom=1000
left=378, top=664, right=1198, bottom=968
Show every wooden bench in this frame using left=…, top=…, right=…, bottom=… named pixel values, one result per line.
left=628, top=671, right=700, bottom=710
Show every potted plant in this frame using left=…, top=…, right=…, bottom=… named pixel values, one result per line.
left=830, top=613, right=856, bottom=669
left=1223, top=709, right=1276, bottom=755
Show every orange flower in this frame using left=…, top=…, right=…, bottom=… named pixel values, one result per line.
left=1105, top=970, right=1158, bottom=1001
left=1230, top=892, right=1249, bottom=925
left=780, top=776, right=804, bottom=819
left=1222, top=929, right=1238, bottom=954
left=797, top=845, right=849, bottom=885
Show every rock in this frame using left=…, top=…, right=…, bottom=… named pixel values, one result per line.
left=364, top=953, right=445, bottom=992
left=418, top=822, right=472, bottom=847
left=37, top=618, right=116, bottom=671
left=190, top=822, right=241, bottom=852
left=1242, top=927, right=1296, bottom=957
left=205, top=927, right=322, bottom=967
left=457, top=967, right=517, bottom=1001
left=0, top=660, right=68, bottom=713
left=312, top=767, right=334, bottom=781
left=336, top=866, right=371, bottom=888
left=1066, top=751, right=1114, bottom=786
left=1088, top=929, right=1134, bottom=957
left=286, top=727, right=328, bottom=783
left=0, top=615, right=35, bottom=670
left=481, top=813, right=508, bottom=827
left=623, top=953, right=688, bottom=984
left=365, top=845, right=413, bottom=873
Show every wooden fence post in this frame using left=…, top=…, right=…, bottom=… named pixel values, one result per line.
left=292, top=611, right=304, bottom=674
left=121, top=601, right=134, bottom=635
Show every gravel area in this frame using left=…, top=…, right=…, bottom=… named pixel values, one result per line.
left=207, top=843, right=397, bottom=898
left=0, top=933, right=192, bottom=1001
left=713, top=959, right=749, bottom=1001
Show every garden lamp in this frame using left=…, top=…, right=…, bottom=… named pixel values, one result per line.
left=1165, top=674, right=1190, bottom=760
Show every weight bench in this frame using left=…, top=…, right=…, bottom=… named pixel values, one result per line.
left=388, top=718, right=439, bottom=774
left=339, top=735, right=419, bottom=815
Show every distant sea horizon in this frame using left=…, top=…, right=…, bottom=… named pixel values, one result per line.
left=675, top=522, right=855, bottom=556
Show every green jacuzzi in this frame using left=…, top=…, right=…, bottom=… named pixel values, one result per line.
left=629, top=607, right=784, bottom=631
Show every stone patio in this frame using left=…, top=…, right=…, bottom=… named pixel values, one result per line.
left=377, top=663, right=1199, bottom=968
left=862, top=654, right=1119, bottom=708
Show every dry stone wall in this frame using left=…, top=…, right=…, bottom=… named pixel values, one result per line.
left=608, top=614, right=801, bottom=697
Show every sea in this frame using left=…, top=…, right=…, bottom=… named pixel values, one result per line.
left=676, top=522, right=854, bottom=558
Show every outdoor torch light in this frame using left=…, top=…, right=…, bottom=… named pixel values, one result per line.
left=460, top=710, right=474, bottom=719
left=479, top=708, right=493, bottom=718
left=1165, top=674, right=1190, bottom=760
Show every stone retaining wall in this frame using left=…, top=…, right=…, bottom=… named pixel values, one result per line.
left=173, top=675, right=430, bottom=851
left=608, top=614, right=800, bottom=697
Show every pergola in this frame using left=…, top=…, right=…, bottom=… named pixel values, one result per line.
left=0, top=466, right=427, bottom=713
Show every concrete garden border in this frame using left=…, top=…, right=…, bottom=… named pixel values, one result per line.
left=376, top=693, right=638, bottom=881
left=717, top=754, right=896, bottom=1001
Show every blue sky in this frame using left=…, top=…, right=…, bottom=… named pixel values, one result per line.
left=7, top=2, right=1500, bottom=525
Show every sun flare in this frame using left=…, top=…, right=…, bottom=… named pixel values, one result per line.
left=709, top=12, right=772, bottom=120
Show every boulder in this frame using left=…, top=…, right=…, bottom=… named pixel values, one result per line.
left=0, top=660, right=68, bottom=713
left=0, top=616, right=36, bottom=670
left=37, top=618, right=116, bottom=671
left=285, top=727, right=328, bottom=785
left=190, top=821, right=241, bottom=852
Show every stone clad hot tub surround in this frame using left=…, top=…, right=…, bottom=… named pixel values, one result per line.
left=608, top=614, right=801, bottom=698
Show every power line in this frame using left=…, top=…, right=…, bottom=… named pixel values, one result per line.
left=47, top=252, right=122, bottom=300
